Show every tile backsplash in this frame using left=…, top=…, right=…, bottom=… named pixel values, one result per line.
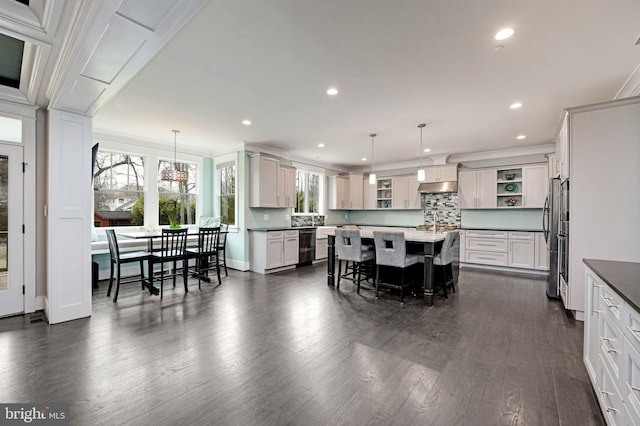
left=291, top=215, right=325, bottom=227
left=422, top=193, right=460, bottom=226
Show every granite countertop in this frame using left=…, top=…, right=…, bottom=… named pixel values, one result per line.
left=248, top=226, right=336, bottom=231
left=584, top=259, right=640, bottom=311
left=326, top=228, right=447, bottom=243
left=460, top=227, right=543, bottom=232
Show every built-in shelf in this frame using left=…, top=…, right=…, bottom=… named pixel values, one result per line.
left=376, top=179, right=393, bottom=209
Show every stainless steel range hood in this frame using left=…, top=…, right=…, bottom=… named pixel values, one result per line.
left=418, top=181, right=458, bottom=193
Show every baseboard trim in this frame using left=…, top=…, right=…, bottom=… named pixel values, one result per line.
left=460, top=263, right=549, bottom=276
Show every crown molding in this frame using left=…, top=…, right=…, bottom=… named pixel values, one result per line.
left=93, top=129, right=213, bottom=158
left=616, top=61, right=640, bottom=99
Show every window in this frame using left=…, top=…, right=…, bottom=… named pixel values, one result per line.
left=217, top=162, right=236, bottom=225
left=295, top=170, right=323, bottom=214
left=93, top=152, right=144, bottom=227
left=158, top=160, right=198, bottom=226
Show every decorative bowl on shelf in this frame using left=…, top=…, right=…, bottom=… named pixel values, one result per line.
left=504, top=198, right=518, bottom=206
left=505, top=173, right=516, bottom=180
left=504, top=183, right=518, bottom=192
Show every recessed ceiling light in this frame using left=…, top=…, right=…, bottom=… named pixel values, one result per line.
left=361, top=157, right=367, bottom=162
left=317, top=143, right=325, bottom=148
left=326, top=88, right=338, bottom=96
left=510, top=102, right=522, bottom=109
left=242, top=119, right=252, bottom=126
left=423, top=148, right=431, bottom=153
left=516, top=135, right=526, bottom=140
left=493, top=45, right=504, bottom=51
left=495, top=28, right=514, bottom=41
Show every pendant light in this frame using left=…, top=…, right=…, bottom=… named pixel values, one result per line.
left=161, top=129, right=189, bottom=182
left=369, top=133, right=377, bottom=184
left=417, top=123, right=426, bottom=182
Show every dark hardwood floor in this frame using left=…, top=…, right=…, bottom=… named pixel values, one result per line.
left=0, top=264, right=604, bottom=425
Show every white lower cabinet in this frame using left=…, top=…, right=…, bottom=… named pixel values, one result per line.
left=250, top=230, right=299, bottom=274
left=463, top=230, right=542, bottom=271
left=508, top=232, right=535, bottom=269
left=584, top=264, right=640, bottom=425
left=283, top=231, right=300, bottom=266
left=315, top=238, right=328, bottom=260
left=534, top=232, right=549, bottom=270
left=266, top=235, right=284, bottom=269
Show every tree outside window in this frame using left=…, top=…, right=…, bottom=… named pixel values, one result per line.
left=93, top=152, right=144, bottom=226
left=218, top=163, right=235, bottom=225
left=157, top=160, right=198, bottom=225
left=295, top=170, right=321, bottom=214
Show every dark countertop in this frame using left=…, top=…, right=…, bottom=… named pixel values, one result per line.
left=248, top=226, right=327, bottom=231
left=584, top=259, right=640, bottom=312
left=460, top=227, right=543, bottom=232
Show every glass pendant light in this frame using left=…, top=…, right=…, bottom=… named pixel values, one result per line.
left=417, top=123, right=426, bottom=182
left=369, top=133, right=377, bottom=184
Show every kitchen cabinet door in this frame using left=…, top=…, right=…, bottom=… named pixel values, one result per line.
left=392, top=177, right=408, bottom=209
left=523, top=165, right=547, bottom=207
left=349, top=174, right=364, bottom=210
left=534, top=232, right=549, bottom=270
left=249, top=155, right=279, bottom=207
left=425, top=164, right=457, bottom=182
left=476, top=169, right=497, bottom=208
left=278, top=165, right=296, bottom=208
left=283, top=233, right=299, bottom=266
left=508, top=232, right=535, bottom=269
left=363, top=178, right=376, bottom=209
left=406, top=175, right=421, bottom=209
left=266, top=238, right=284, bottom=269
left=458, top=170, right=477, bottom=208
left=328, top=176, right=349, bottom=210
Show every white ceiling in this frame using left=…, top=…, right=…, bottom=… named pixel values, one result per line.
left=93, top=0, right=640, bottom=169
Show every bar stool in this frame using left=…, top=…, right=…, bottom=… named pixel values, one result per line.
left=335, top=229, right=375, bottom=294
left=373, top=231, right=421, bottom=304
left=433, top=231, right=459, bottom=299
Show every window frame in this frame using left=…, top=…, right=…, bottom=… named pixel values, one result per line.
left=293, top=167, right=324, bottom=216
left=91, top=138, right=204, bottom=233
left=214, top=153, right=237, bottom=228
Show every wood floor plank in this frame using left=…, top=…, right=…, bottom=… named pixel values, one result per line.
left=0, top=265, right=604, bottom=425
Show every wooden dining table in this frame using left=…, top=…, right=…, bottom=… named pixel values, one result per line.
left=327, top=229, right=453, bottom=307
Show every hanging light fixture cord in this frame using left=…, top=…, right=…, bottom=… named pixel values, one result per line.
left=172, top=129, right=180, bottom=170
left=370, top=134, right=376, bottom=174
left=418, top=123, right=425, bottom=160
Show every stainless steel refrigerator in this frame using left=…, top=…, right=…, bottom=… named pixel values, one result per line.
left=542, top=177, right=561, bottom=298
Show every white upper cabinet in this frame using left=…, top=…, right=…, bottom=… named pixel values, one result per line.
left=328, top=175, right=349, bottom=210
left=459, top=169, right=497, bottom=209
left=363, top=177, right=377, bottom=210
left=348, top=174, right=364, bottom=210
left=425, top=164, right=458, bottom=182
left=249, top=154, right=279, bottom=208
left=556, top=113, right=570, bottom=179
left=391, top=176, right=421, bottom=209
left=328, top=174, right=364, bottom=210
left=277, top=165, right=296, bottom=208
left=522, top=165, right=547, bottom=208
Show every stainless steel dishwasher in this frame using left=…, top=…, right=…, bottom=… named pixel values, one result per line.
left=297, top=229, right=316, bottom=266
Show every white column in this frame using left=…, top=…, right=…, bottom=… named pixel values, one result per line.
left=46, top=109, right=92, bottom=324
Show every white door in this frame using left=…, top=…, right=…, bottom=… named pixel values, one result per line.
left=477, top=169, right=498, bottom=208
left=0, top=144, right=24, bottom=317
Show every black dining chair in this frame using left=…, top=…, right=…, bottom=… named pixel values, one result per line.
left=185, top=226, right=221, bottom=288
left=105, top=229, right=150, bottom=302
left=148, top=228, right=189, bottom=299
left=217, top=223, right=229, bottom=276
